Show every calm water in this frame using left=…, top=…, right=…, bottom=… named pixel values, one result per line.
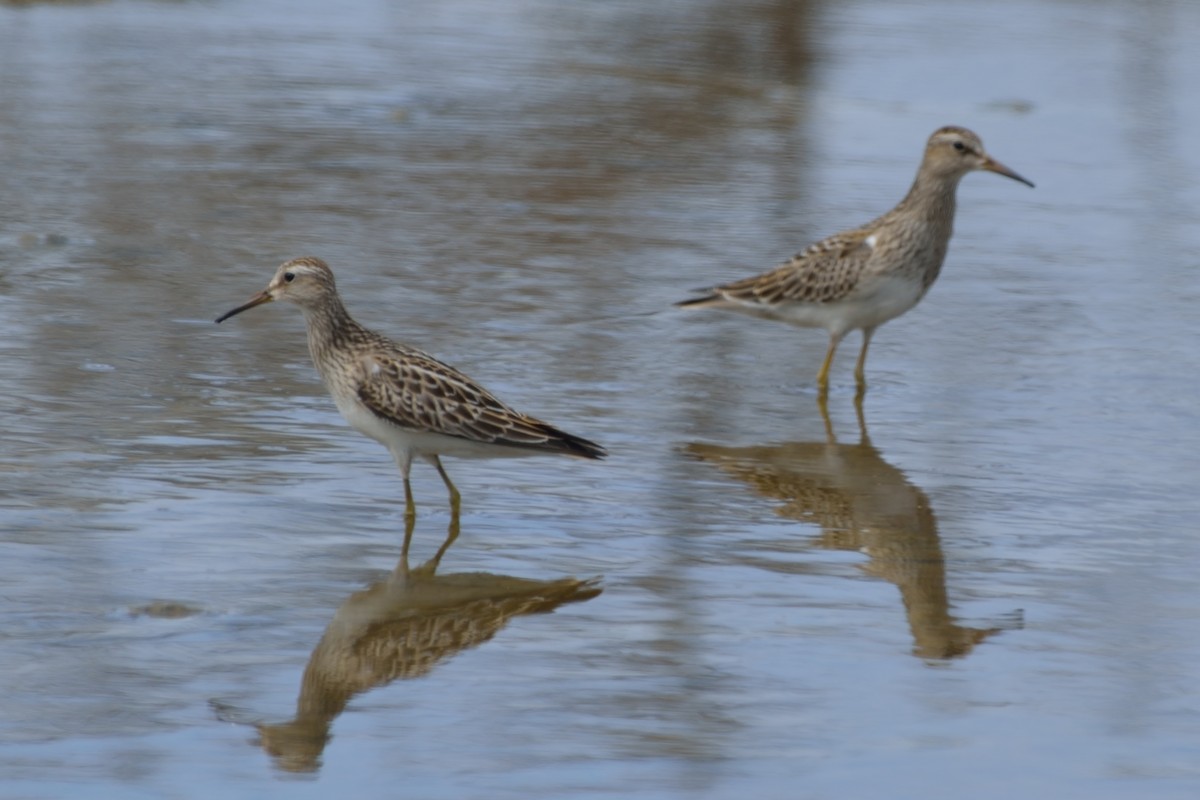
left=2, top=0, right=1199, bottom=797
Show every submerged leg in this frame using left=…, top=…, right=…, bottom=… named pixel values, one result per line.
left=854, top=327, right=876, bottom=399
left=429, top=455, right=462, bottom=516
left=817, top=332, right=844, bottom=396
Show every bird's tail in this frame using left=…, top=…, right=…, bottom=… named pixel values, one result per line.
left=674, top=293, right=724, bottom=310
left=547, top=426, right=607, bottom=460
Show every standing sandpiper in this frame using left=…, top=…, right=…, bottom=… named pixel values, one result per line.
left=676, top=126, right=1033, bottom=398
left=216, top=257, right=606, bottom=517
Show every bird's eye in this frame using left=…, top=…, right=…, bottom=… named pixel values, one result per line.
left=953, top=141, right=966, bottom=152
left=283, top=272, right=296, bottom=283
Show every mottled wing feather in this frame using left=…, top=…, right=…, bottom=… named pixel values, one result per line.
left=717, top=227, right=875, bottom=306
left=354, top=348, right=566, bottom=449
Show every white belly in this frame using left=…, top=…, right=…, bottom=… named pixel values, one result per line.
left=835, top=274, right=927, bottom=331
left=750, top=275, right=925, bottom=337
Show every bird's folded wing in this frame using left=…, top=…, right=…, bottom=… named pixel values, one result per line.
left=355, top=351, right=559, bottom=446
left=717, top=228, right=875, bottom=306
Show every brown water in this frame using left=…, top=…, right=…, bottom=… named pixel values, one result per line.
left=2, top=0, right=1199, bottom=797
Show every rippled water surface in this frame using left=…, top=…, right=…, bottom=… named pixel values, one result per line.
left=2, top=0, right=1199, bottom=797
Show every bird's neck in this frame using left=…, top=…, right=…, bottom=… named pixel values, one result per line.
left=301, top=298, right=362, bottom=372
left=896, top=170, right=961, bottom=230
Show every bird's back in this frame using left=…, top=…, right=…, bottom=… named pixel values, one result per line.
left=310, top=321, right=605, bottom=460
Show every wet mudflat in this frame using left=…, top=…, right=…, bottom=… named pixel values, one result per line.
left=1, top=0, right=1199, bottom=797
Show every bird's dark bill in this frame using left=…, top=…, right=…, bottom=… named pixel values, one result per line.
left=983, top=158, right=1035, bottom=188
left=215, top=291, right=272, bottom=323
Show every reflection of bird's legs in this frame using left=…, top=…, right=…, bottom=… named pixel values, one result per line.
left=397, top=502, right=460, bottom=578
left=430, top=455, right=462, bottom=515
left=406, top=513, right=459, bottom=577
left=853, top=326, right=876, bottom=401
left=403, top=478, right=416, bottom=519
left=819, top=392, right=836, bottom=443
left=398, top=512, right=417, bottom=576
left=854, top=389, right=870, bottom=447
left=426, top=513, right=460, bottom=573
left=821, top=375, right=871, bottom=446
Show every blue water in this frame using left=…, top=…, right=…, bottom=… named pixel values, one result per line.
left=2, top=0, right=1199, bottom=797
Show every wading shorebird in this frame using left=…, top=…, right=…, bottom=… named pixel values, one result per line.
left=676, top=126, right=1033, bottom=398
left=216, top=257, right=605, bottom=517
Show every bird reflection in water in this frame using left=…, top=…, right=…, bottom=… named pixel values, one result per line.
left=245, top=517, right=602, bottom=773
left=686, top=405, right=1019, bottom=661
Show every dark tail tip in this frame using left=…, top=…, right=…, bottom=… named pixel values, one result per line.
left=555, top=428, right=607, bottom=460
left=675, top=294, right=718, bottom=309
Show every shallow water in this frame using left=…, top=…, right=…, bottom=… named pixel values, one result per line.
left=2, top=0, right=1199, bottom=797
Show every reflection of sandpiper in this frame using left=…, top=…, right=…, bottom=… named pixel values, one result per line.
left=686, top=407, right=1018, bottom=660
left=247, top=519, right=601, bottom=773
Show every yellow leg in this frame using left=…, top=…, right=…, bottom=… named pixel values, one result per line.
left=817, top=333, right=842, bottom=397
left=431, top=455, right=462, bottom=516
left=853, top=327, right=875, bottom=397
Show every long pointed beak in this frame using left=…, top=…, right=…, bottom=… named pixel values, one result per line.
left=215, top=291, right=273, bottom=323
left=983, top=157, right=1035, bottom=188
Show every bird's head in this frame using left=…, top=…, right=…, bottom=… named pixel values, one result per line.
left=923, top=126, right=1034, bottom=188
left=216, top=257, right=338, bottom=322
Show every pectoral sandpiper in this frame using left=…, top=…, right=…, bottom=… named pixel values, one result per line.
left=216, top=257, right=605, bottom=517
left=677, top=126, right=1033, bottom=397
